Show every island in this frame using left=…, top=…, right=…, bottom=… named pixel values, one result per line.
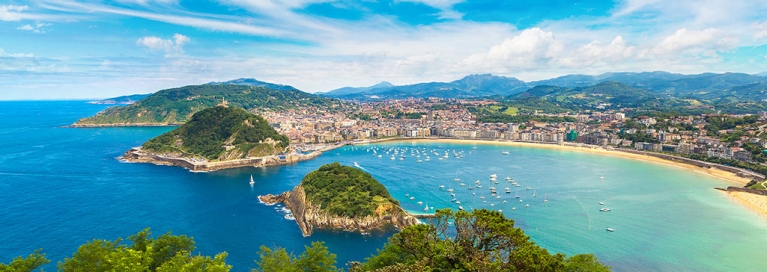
left=258, top=162, right=419, bottom=236
left=121, top=105, right=320, bottom=171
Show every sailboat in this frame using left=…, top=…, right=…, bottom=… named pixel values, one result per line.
left=424, top=203, right=429, bottom=212
left=249, top=175, right=255, bottom=186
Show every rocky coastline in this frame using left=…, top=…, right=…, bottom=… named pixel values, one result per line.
left=259, top=186, right=420, bottom=236
left=120, top=147, right=322, bottom=172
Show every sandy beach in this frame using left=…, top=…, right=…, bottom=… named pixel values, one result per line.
left=365, top=138, right=767, bottom=217
left=728, top=192, right=767, bottom=221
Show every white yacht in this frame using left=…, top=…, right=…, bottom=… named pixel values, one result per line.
left=249, top=175, right=255, bottom=186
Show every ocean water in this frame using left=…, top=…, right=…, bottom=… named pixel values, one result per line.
left=1, top=101, right=766, bottom=271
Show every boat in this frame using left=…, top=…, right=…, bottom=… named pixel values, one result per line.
left=450, top=198, right=457, bottom=202
left=515, top=192, right=520, bottom=199
left=505, top=187, right=511, bottom=193
left=489, top=174, right=497, bottom=178
left=455, top=201, right=461, bottom=205
left=490, top=203, right=494, bottom=207
left=600, top=176, right=605, bottom=179
left=600, top=208, right=611, bottom=212
left=249, top=175, right=255, bottom=186
left=377, top=155, right=382, bottom=158
left=511, top=207, right=516, bottom=210
left=606, top=227, right=614, bottom=232
left=515, top=184, right=520, bottom=187
left=417, top=201, right=423, bottom=205
left=480, top=195, right=485, bottom=199
left=409, top=197, right=415, bottom=200
left=417, top=160, right=422, bottom=163
left=284, top=214, right=296, bottom=220
left=447, top=188, right=454, bottom=193
left=475, top=180, right=481, bottom=185
left=599, top=202, right=604, bottom=205
left=533, top=190, right=536, bottom=197
left=496, top=196, right=501, bottom=199
left=454, top=177, right=460, bottom=182
left=467, top=187, right=473, bottom=190
left=476, top=184, right=482, bottom=188
left=501, top=151, right=510, bottom=155
left=399, top=157, right=404, bottom=161
left=544, top=194, right=549, bottom=203
left=459, top=183, right=466, bottom=186
left=525, top=204, right=530, bottom=208
left=505, top=176, right=511, bottom=181
left=519, top=199, right=523, bottom=203
left=424, top=203, right=429, bottom=212
left=525, top=186, right=532, bottom=190
left=439, top=185, right=445, bottom=189
left=458, top=206, right=464, bottom=210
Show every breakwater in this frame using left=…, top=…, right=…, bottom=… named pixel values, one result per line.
left=121, top=148, right=323, bottom=171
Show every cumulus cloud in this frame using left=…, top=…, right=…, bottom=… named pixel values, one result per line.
left=0, top=48, right=34, bottom=58
left=136, top=34, right=189, bottom=55
left=651, top=28, right=736, bottom=56
left=17, top=24, right=34, bottom=31
left=463, top=28, right=563, bottom=69
left=0, top=5, right=27, bottom=21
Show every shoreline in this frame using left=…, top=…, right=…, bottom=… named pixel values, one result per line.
left=120, top=147, right=333, bottom=172
left=68, top=122, right=181, bottom=128
left=356, top=138, right=759, bottom=186
left=353, top=137, right=767, bottom=218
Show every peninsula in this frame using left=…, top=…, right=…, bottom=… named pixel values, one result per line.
left=121, top=105, right=317, bottom=171
left=258, top=162, right=420, bottom=236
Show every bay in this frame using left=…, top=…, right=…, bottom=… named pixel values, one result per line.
left=0, top=101, right=765, bottom=271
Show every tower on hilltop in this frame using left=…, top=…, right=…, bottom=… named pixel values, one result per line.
left=218, top=97, right=228, bottom=107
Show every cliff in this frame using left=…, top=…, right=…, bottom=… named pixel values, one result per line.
left=259, top=186, right=419, bottom=236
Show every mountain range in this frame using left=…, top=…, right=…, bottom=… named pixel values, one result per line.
left=323, top=72, right=767, bottom=102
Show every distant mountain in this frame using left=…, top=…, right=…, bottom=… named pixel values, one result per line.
left=323, top=74, right=528, bottom=100
left=206, top=78, right=298, bottom=91
left=88, top=94, right=150, bottom=105
left=325, top=72, right=767, bottom=101
left=73, top=82, right=341, bottom=127
left=322, top=81, right=394, bottom=96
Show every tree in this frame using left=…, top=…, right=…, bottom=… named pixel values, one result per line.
left=0, top=249, right=50, bottom=272
left=58, top=228, right=230, bottom=272
left=253, top=241, right=340, bottom=272
left=361, top=209, right=610, bottom=271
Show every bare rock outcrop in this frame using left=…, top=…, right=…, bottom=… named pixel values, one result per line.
left=259, top=186, right=419, bottom=236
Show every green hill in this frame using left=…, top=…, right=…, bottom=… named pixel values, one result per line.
left=74, top=83, right=342, bottom=126
left=141, top=106, right=288, bottom=160
left=301, top=162, right=398, bottom=218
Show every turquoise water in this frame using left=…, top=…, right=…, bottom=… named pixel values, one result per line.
left=1, top=101, right=766, bottom=271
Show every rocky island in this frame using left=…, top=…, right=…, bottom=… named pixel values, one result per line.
left=122, top=105, right=319, bottom=171
left=259, top=162, right=419, bottom=236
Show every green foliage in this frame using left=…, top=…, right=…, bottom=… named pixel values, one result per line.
left=142, top=106, right=289, bottom=160
left=58, top=228, right=230, bottom=272
left=0, top=249, right=50, bottom=272
left=301, top=162, right=398, bottom=218
left=253, top=242, right=341, bottom=272
left=361, top=209, right=610, bottom=272
left=76, top=84, right=342, bottom=125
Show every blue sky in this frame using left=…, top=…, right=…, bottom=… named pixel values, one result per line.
left=2, top=0, right=767, bottom=99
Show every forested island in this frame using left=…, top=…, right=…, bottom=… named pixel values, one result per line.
left=121, top=106, right=311, bottom=171
left=259, top=162, right=420, bottom=236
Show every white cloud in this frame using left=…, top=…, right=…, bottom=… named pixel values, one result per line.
left=17, top=24, right=34, bottom=31
left=651, top=28, right=736, bottom=56
left=0, top=5, right=27, bottom=21
left=0, top=48, right=34, bottom=58
left=136, top=34, right=189, bottom=55
left=16, top=21, right=51, bottom=33
left=753, top=21, right=767, bottom=39
left=463, top=28, right=563, bottom=69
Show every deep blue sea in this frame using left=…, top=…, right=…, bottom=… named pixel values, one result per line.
left=2, top=101, right=767, bottom=271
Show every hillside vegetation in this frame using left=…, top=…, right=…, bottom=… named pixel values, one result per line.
left=142, top=106, right=288, bottom=160
left=75, top=84, right=341, bottom=125
left=301, top=162, right=398, bottom=218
